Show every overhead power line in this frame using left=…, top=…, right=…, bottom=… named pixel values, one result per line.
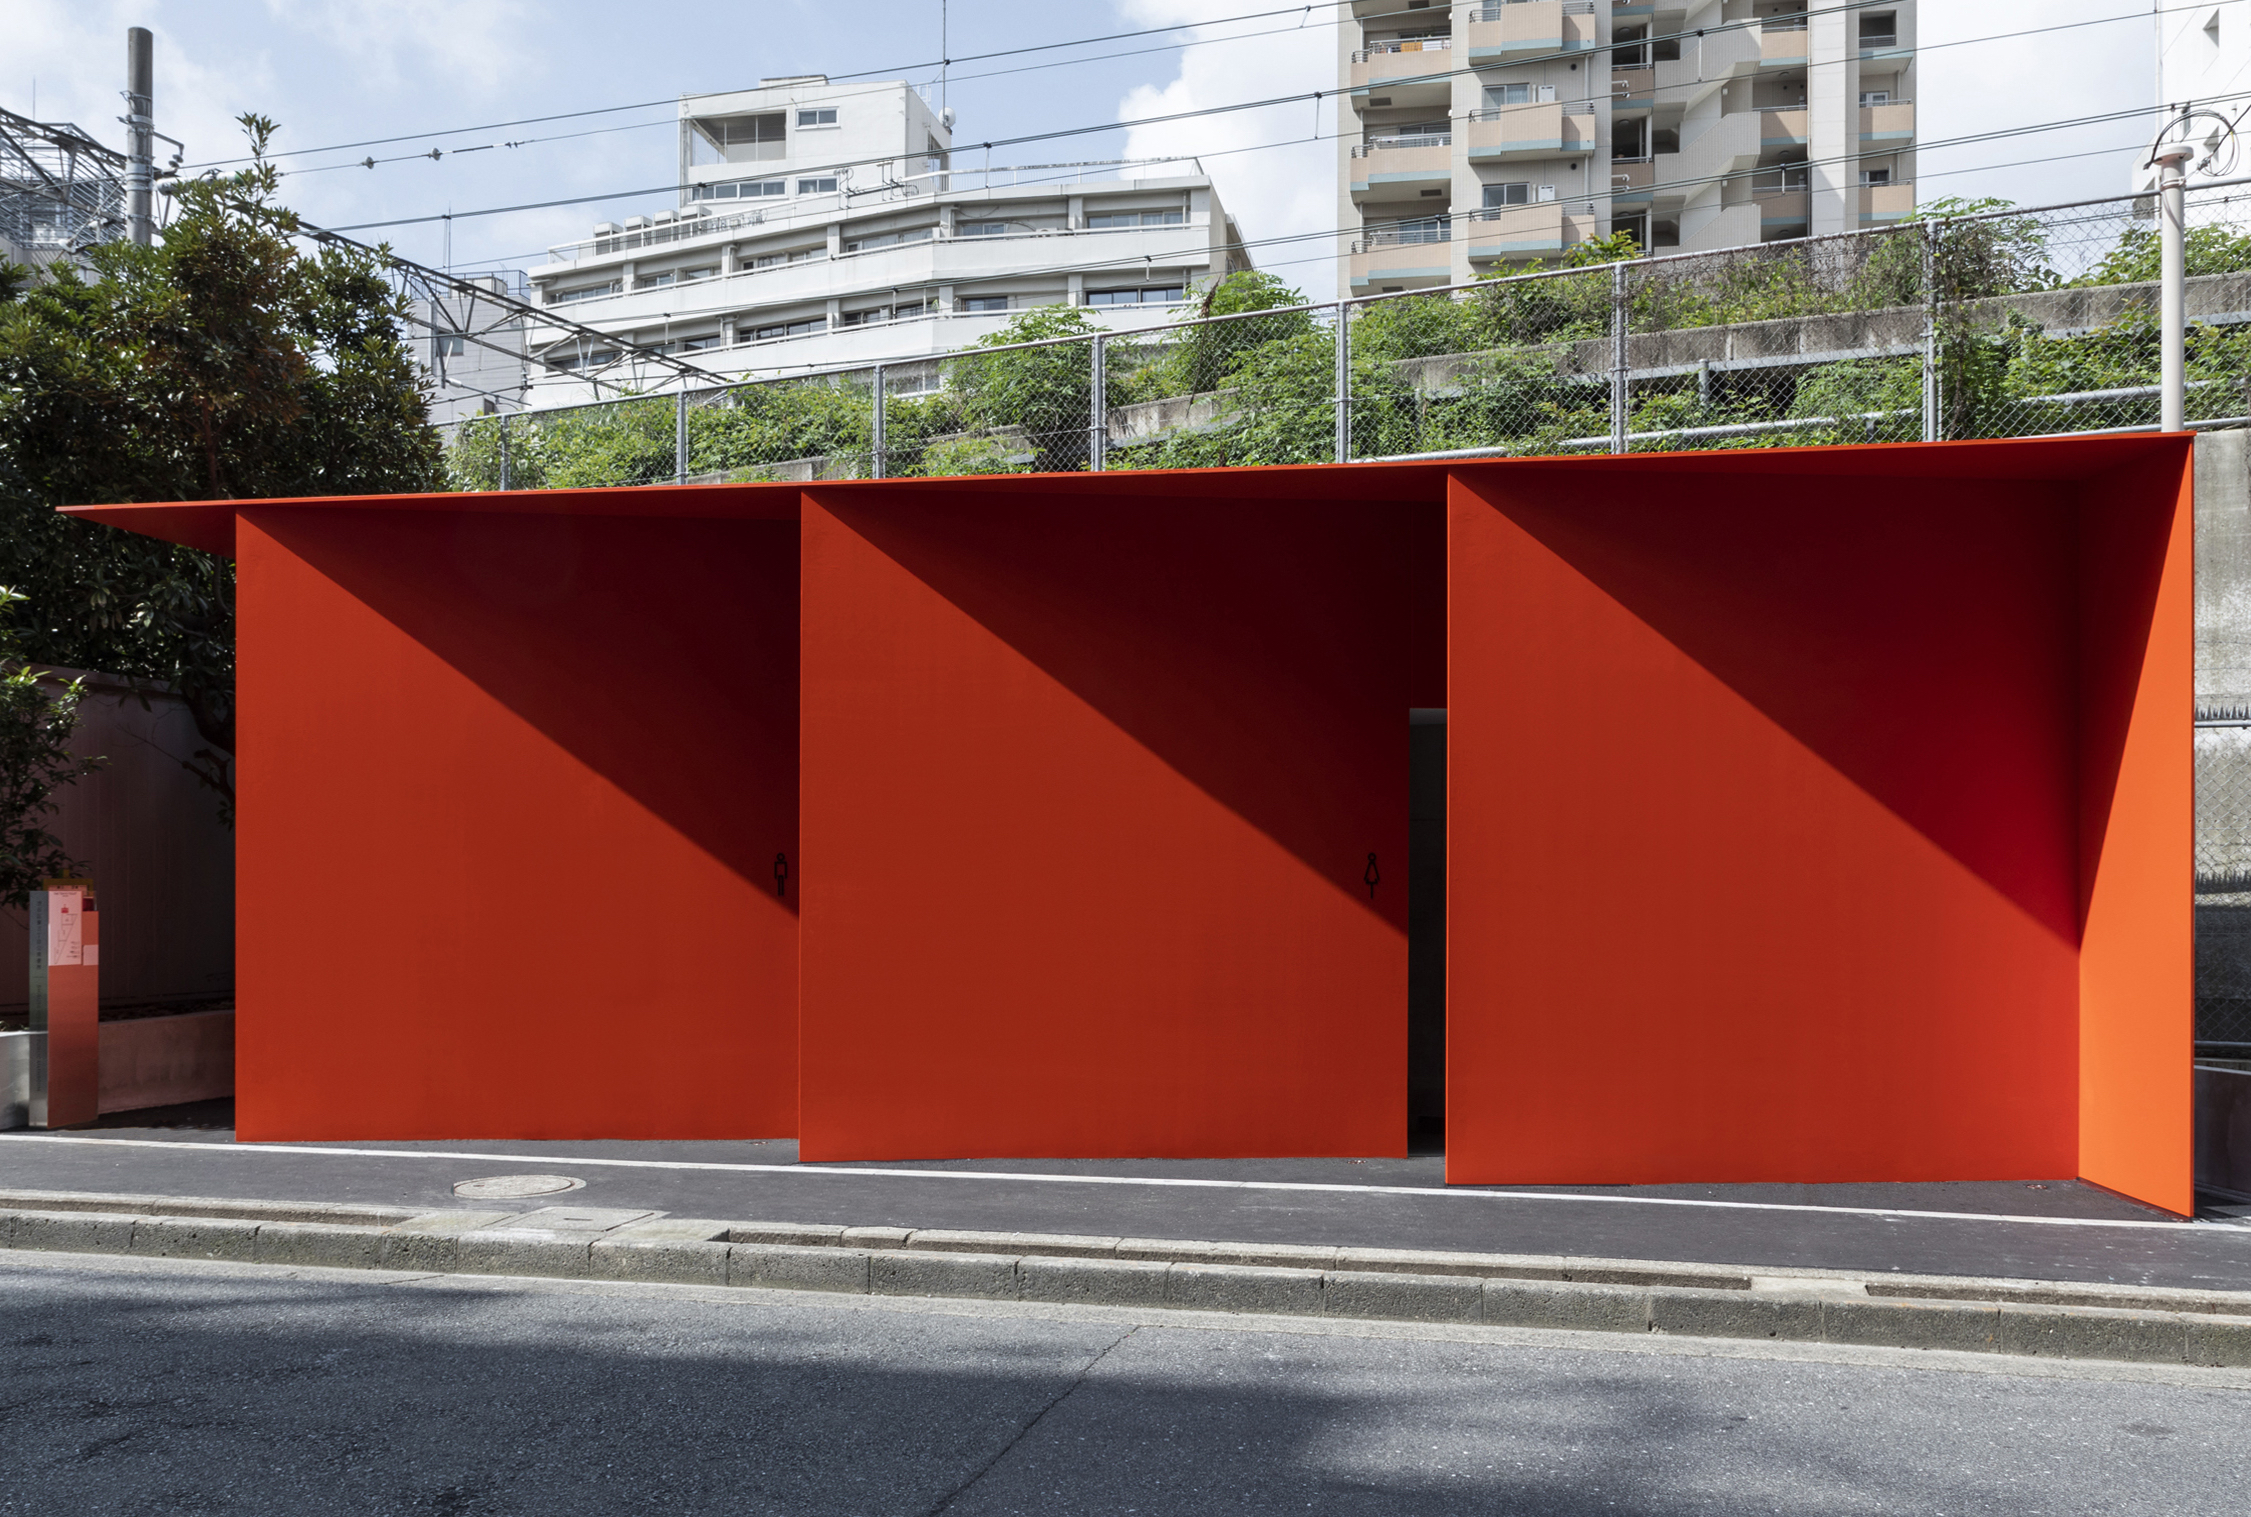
left=312, top=4, right=2153, bottom=241
left=183, top=0, right=1364, bottom=170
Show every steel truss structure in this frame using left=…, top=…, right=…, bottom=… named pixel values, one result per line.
left=0, top=107, right=127, bottom=261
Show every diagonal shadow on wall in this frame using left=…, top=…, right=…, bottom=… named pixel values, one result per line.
left=1460, top=467, right=2119, bottom=945
left=253, top=506, right=801, bottom=913
left=816, top=487, right=1446, bottom=932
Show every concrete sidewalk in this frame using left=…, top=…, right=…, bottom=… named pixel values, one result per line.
left=4, top=1107, right=2250, bottom=1293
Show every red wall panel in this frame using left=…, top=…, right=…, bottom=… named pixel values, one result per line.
left=1445, top=462, right=2099, bottom=1186
left=798, top=488, right=1441, bottom=1160
left=235, top=509, right=799, bottom=1139
left=2075, top=459, right=2196, bottom=1214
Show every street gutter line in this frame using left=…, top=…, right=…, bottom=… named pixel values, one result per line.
left=0, top=1133, right=2227, bottom=1234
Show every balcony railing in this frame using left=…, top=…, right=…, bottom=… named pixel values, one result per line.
left=1761, top=14, right=1809, bottom=30
left=1352, top=37, right=1452, bottom=60
left=1469, top=0, right=1595, bottom=12
left=1468, top=102, right=1595, bottom=120
left=1352, top=133, right=1454, bottom=156
left=1751, top=171, right=1811, bottom=196
left=1859, top=33, right=1897, bottom=49
left=1461, top=202, right=1567, bottom=221
left=1355, top=221, right=1453, bottom=250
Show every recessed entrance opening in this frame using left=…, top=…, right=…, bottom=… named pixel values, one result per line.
left=1409, top=707, right=1446, bottom=1154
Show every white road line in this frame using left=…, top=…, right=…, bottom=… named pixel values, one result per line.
left=0, top=1133, right=2228, bottom=1233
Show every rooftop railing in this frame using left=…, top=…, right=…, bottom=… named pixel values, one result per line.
left=541, top=157, right=1208, bottom=267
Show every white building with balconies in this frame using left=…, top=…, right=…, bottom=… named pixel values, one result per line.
left=520, top=77, right=1252, bottom=403
left=1337, top=0, right=1918, bottom=294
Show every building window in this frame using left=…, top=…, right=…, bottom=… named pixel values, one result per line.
left=797, top=176, right=839, bottom=194
left=1483, top=182, right=1531, bottom=208
left=690, top=112, right=785, bottom=165
left=1085, top=209, right=1186, bottom=228
left=1087, top=286, right=1185, bottom=306
left=548, top=281, right=620, bottom=304
left=692, top=179, right=787, bottom=201
left=1485, top=83, right=1532, bottom=106
left=797, top=108, right=839, bottom=128
left=432, top=334, right=465, bottom=357
left=747, top=316, right=828, bottom=341
left=639, top=271, right=677, bottom=288
left=1857, top=11, right=1895, bottom=47
left=680, top=334, right=721, bottom=351
left=1861, top=167, right=1892, bottom=186
left=960, top=295, right=1010, bottom=312
left=1858, top=90, right=1890, bottom=106
left=893, top=301, right=925, bottom=319
left=958, top=220, right=1010, bottom=236
left=681, top=266, right=717, bottom=281
left=753, top=248, right=820, bottom=268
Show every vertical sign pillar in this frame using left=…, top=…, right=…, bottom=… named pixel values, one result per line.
left=30, top=879, right=97, bottom=1127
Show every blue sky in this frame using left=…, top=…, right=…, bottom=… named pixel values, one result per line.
left=11, top=0, right=2156, bottom=288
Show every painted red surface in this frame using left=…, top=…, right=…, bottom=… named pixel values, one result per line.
left=65, top=437, right=2194, bottom=1207
left=231, top=507, right=800, bottom=1139
left=798, top=486, right=1443, bottom=1159
left=1444, top=440, right=2194, bottom=1211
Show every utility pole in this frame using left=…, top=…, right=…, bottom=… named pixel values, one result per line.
left=2155, top=140, right=2193, bottom=433
left=124, top=27, right=153, bottom=247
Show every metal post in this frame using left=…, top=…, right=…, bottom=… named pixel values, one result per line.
left=2158, top=144, right=2194, bottom=432
left=871, top=363, right=887, bottom=479
left=1609, top=261, right=1629, bottom=454
left=124, top=28, right=153, bottom=247
left=674, top=391, right=689, bottom=485
left=1089, top=334, right=1108, bottom=471
left=1921, top=219, right=1940, bottom=442
left=498, top=414, right=511, bottom=491
left=1334, top=302, right=1352, bottom=464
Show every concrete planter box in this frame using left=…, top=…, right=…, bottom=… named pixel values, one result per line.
left=0, top=1011, right=235, bottom=1129
left=2, top=1028, right=29, bottom=1128
left=100, top=1010, right=234, bottom=1115
left=2198, top=1065, right=2251, bottom=1202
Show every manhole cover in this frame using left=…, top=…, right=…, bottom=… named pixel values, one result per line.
left=452, top=1175, right=585, bottom=1199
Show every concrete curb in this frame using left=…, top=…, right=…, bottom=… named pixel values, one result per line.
left=4, top=1190, right=2249, bottom=1368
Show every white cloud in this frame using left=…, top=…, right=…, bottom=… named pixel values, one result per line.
left=257, top=0, right=540, bottom=96
left=1114, top=0, right=1338, bottom=295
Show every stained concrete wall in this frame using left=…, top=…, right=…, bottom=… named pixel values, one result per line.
left=0, top=670, right=233, bottom=1015
left=2197, top=427, right=2251, bottom=704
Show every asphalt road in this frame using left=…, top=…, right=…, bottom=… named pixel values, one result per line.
left=3, top=1251, right=2247, bottom=1516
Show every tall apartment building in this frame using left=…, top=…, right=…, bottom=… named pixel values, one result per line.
left=1337, top=0, right=1917, bottom=294
left=516, top=77, right=1251, bottom=406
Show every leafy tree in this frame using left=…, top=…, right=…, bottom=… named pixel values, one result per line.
left=946, top=304, right=1104, bottom=470
left=2078, top=221, right=2251, bottom=286
left=0, top=114, right=443, bottom=817
left=0, top=588, right=102, bottom=907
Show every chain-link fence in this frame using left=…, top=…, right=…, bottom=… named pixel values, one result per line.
left=439, top=181, right=2251, bottom=486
